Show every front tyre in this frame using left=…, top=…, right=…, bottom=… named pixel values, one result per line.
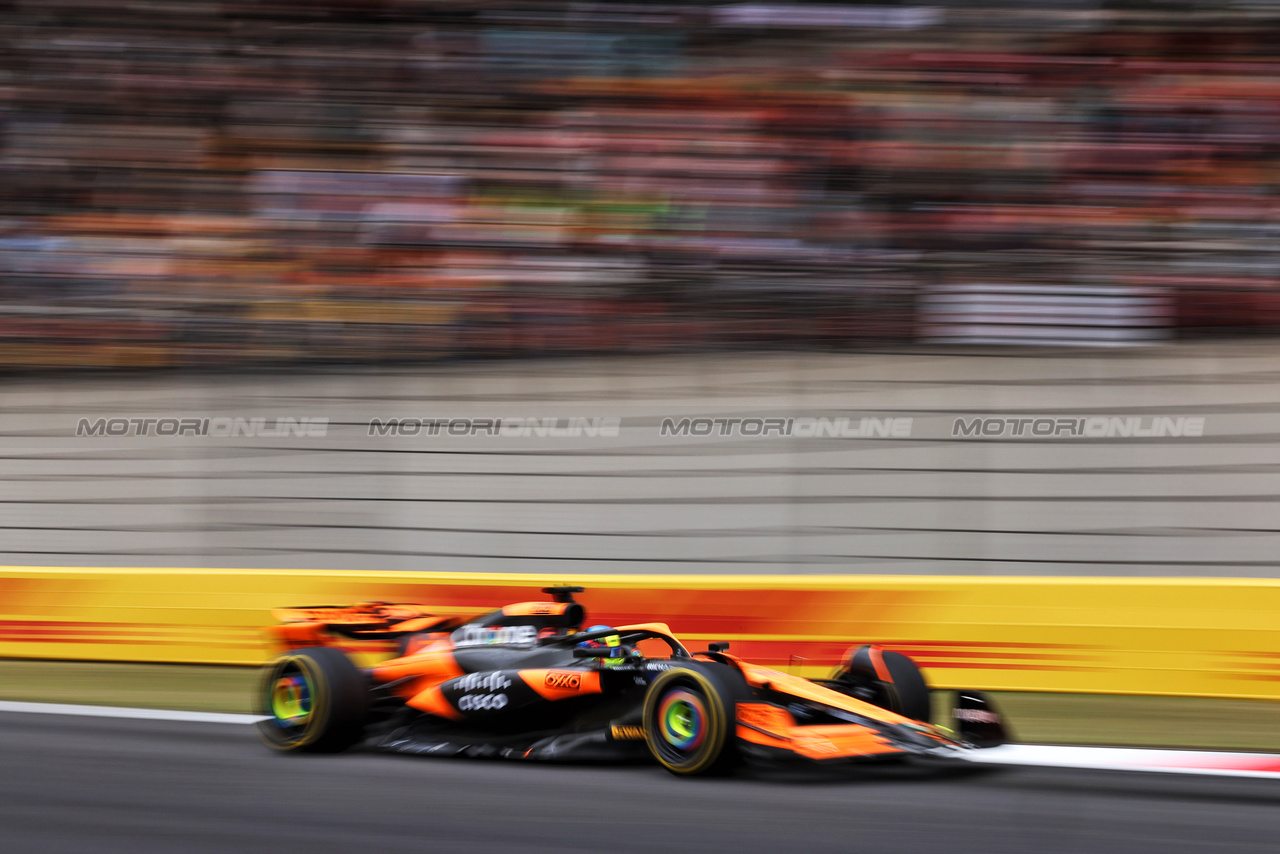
left=842, top=645, right=931, bottom=723
left=643, top=667, right=741, bottom=776
left=256, top=647, right=367, bottom=753
left=876, top=650, right=931, bottom=724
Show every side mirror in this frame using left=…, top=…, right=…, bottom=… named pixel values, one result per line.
left=708, top=642, right=730, bottom=652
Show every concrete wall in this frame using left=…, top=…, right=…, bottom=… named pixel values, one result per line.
left=4, top=343, right=1279, bottom=575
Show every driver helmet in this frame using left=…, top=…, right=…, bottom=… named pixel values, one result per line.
left=578, top=624, right=625, bottom=667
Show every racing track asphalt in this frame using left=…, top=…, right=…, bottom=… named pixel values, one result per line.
left=3, top=712, right=1279, bottom=854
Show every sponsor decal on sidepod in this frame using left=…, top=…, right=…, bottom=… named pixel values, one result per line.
left=544, top=672, right=582, bottom=690
left=453, top=625, right=537, bottom=648
left=455, top=672, right=512, bottom=692
left=458, top=694, right=509, bottom=711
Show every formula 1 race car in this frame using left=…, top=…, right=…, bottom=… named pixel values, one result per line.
left=257, top=587, right=1009, bottom=775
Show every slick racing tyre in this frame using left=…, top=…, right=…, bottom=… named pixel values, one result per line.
left=256, top=647, right=367, bottom=753
left=846, top=645, right=931, bottom=723
left=875, top=650, right=931, bottom=724
left=642, top=666, right=744, bottom=776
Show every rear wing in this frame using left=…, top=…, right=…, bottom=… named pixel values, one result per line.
left=266, top=602, right=474, bottom=660
left=271, top=602, right=458, bottom=636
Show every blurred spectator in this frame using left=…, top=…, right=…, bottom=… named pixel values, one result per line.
left=5, top=0, right=1280, bottom=367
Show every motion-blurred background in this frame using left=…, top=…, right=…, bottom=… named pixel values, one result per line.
left=7, top=0, right=1280, bottom=366
left=8, top=0, right=1280, bottom=577
left=6, top=5, right=1280, bottom=834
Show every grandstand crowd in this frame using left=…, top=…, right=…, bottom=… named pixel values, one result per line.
left=5, top=1, right=1280, bottom=365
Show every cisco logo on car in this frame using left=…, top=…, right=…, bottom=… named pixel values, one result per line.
left=458, top=694, right=509, bottom=711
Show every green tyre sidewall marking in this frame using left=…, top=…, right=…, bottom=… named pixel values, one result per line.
left=642, top=668, right=730, bottom=775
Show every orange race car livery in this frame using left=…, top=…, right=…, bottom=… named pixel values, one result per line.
left=257, top=586, right=1008, bottom=775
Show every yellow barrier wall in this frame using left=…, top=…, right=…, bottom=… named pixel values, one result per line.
left=2, top=567, right=1278, bottom=700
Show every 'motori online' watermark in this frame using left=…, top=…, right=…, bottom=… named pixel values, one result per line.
left=368, top=417, right=621, bottom=438
left=76, top=417, right=328, bottom=438
left=951, top=416, right=1205, bottom=438
left=659, top=416, right=912, bottom=438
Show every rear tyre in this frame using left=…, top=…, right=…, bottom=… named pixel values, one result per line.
left=256, top=646, right=367, bottom=753
left=642, top=666, right=743, bottom=776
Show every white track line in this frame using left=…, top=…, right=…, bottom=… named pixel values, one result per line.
left=2, top=701, right=1278, bottom=779
left=964, top=744, right=1280, bottom=780
left=0, top=700, right=264, bottom=725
